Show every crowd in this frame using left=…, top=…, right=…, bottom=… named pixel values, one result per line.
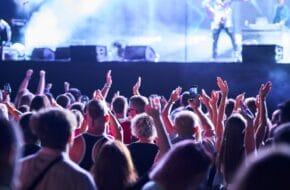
left=1, top=69, right=290, bottom=190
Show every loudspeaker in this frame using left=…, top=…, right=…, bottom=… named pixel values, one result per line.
left=123, top=46, right=157, bottom=62
left=55, top=47, right=70, bottom=60
left=31, top=48, right=55, bottom=61
left=242, top=44, right=283, bottom=63
left=70, top=45, right=107, bottom=63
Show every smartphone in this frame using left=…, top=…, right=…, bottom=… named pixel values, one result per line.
left=189, top=85, right=198, bottom=99
left=3, top=83, right=11, bottom=94
left=80, top=95, right=89, bottom=105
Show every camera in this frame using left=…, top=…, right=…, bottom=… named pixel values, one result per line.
left=188, top=85, right=198, bottom=100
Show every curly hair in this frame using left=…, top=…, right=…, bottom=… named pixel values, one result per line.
left=131, top=113, right=157, bottom=140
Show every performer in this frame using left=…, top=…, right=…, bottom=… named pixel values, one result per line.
left=203, top=0, right=247, bottom=59
left=0, top=19, right=12, bottom=46
left=273, top=0, right=289, bottom=26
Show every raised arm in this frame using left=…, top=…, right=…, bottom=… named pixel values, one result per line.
left=101, top=70, right=112, bottom=100
left=146, top=96, right=171, bottom=160
left=94, top=89, right=123, bottom=142
left=36, top=70, right=46, bottom=95
left=133, top=76, right=141, bottom=96
left=255, top=81, right=271, bottom=148
left=161, top=87, right=182, bottom=137
left=188, top=95, right=215, bottom=140
left=216, top=77, right=229, bottom=152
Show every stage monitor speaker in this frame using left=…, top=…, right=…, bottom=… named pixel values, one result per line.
left=123, top=46, right=157, bottom=62
left=70, top=45, right=107, bottom=63
left=31, top=48, right=55, bottom=61
left=55, top=47, right=70, bottom=60
left=242, top=44, right=283, bottom=64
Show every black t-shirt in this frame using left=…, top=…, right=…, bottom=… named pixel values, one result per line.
left=128, top=143, right=158, bottom=177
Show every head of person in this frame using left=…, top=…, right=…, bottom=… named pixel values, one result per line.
left=245, top=97, right=257, bottom=116
left=149, top=140, right=212, bottom=190
left=174, top=110, right=199, bottom=139
left=220, top=113, right=246, bottom=184
left=128, top=95, right=148, bottom=118
left=18, top=93, right=34, bottom=109
left=70, top=109, right=84, bottom=129
left=91, top=140, right=138, bottom=190
left=30, top=95, right=51, bottom=112
left=278, top=100, right=290, bottom=124
left=232, top=145, right=290, bottom=190
left=271, top=109, right=281, bottom=126
left=0, top=117, right=22, bottom=189
left=56, top=94, right=71, bottom=109
left=19, top=112, right=38, bottom=144
left=30, top=108, right=77, bottom=151
left=225, top=98, right=235, bottom=118
left=69, top=102, right=85, bottom=115
left=112, top=95, right=128, bottom=118
left=180, top=91, right=191, bottom=107
left=273, top=123, right=290, bottom=145
left=68, top=88, right=82, bottom=102
left=131, top=113, right=157, bottom=142
left=86, top=99, right=108, bottom=133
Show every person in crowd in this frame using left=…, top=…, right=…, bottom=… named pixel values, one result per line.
left=232, top=145, right=290, bottom=190
left=91, top=140, right=138, bottom=190
left=70, top=97, right=123, bottom=171
left=128, top=113, right=159, bottom=177
left=142, top=140, right=212, bottom=190
left=19, top=112, right=40, bottom=157
left=18, top=108, right=96, bottom=190
left=0, top=117, right=22, bottom=190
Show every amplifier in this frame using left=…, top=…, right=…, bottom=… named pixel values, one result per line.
left=242, top=44, right=283, bottom=63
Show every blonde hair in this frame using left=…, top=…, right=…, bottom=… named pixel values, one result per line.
left=131, top=113, right=157, bottom=140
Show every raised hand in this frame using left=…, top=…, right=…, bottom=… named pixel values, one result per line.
left=259, top=81, right=272, bottom=100
left=217, top=76, right=229, bottom=95
left=26, top=69, right=33, bottom=79
left=234, top=92, right=245, bottom=111
left=133, top=76, right=141, bottom=95
left=64, top=81, right=70, bottom=92
left=93, top=89, right=104, bottom=101
left=39, top=70, right=45, bottom=77
left=146, top=96, right=161, bottom=118
left=209, top=90, right=220, bottom=106
left=106, top=70, right=112, bottom=87
left=169, top=86, right=182, bottom=103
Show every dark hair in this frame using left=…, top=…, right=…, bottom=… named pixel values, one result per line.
left=112, top=95, right=128, bottom=115
left=0, top=117, right=22, bottom=188
left=279, top=100, right=290, bottom=123
left=87, top=100, right=107, bottom=120
left=220, top=114, right=246, bottom=184
left=70, top=102, right=85, bottom=115
left=68, top=88, right=82, bottom=101
left=56, top=94, right=71, bottom=108
left=30, top=95, right=50, bottom=112
left=233, top=146, right=290, bottom=190
left=150, top=140, right=211, bottom=190
left=31, top=108, right=76, bottom=150
left=129, top=95, right=148, bottom=114
left=245, top=97, right=257, bottom=115
left=19, top=112, right=38, bottom=144
left=18, top=105, right=30, bottom=113
left=274, top=123, right=290, bottom=145
left=225, top=98, right=235, bottom=118
left=181, top=91, right=190, bottom=106
left=92, top=141, right=137, bottom=190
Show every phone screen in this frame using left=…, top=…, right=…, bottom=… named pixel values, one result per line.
left=189, top=85, right=198, bottom=99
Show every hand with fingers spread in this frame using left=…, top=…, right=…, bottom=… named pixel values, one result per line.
left=217, top=76, right=229, bottom=95
left=200, top=89, right=211, bottom=107
left=169, top=86, right=182, bottom=104
left=234, top=92, right=246, bottom=111
left=259, top=81, right=272, bottom=100
left=93, top=89, right=105, bottom=102
left=133, top=76, right=141, bottom=95
left=209, top=90, right=219, bottom=106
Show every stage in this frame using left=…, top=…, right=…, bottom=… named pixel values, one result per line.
left=0, top=60, right=289, bottom=115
